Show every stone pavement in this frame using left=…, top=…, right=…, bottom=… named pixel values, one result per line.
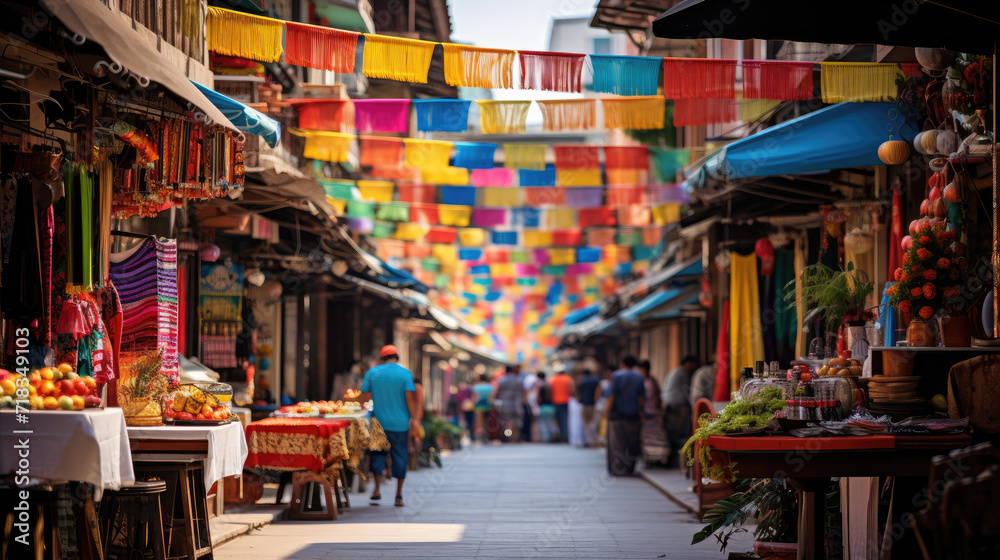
left=215, top=444, right=751, bottom=559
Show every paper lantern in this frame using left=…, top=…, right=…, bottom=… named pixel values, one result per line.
left=878, top=140, right=909, bottom=165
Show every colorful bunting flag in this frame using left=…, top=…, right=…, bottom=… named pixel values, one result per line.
left=404, top=138, right=453, bottom=170
left=412, top=99, right=472, bottom=132
left=356, top=180, right=394, bottom=202
left=477, top=100, right=531, bottom=134
left=504, top=144, right=547, bottom=170
left=362, top=35, right=435, bottom=84
left=453, top=142, right=497, bottom=169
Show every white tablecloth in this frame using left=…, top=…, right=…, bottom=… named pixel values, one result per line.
left=127, top=422, right=248, bottom=487
left=0, top=408, right=134, bottom=500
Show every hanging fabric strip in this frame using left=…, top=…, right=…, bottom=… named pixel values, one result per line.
left=554, top=145, right=600, bottom=169
left=820, top=62, right=903, bottom=103
left=357, top=180, right=394, bottom=202
left=470, top=168, right=515, bottom=187
left=354, top=99, right=411, bottom=133
left=604, top=146, right=649, bottom=170
left=440, top=186, right=476, bottom=206
left=442, top=44, right=516, bottom=89
left=651, top=203, right=681, bottom=225
left=206, top=7, right=284, bottom=62
left=369, top=165, right=418, bottom=181
left=473, top=208, right=509, bottom=228
left=421, top=166, right=470, bottom=186
left=396, top=183, right=436, bottom=204
left=404, top=138, right=453, bottom=170
left=453, top=142, right=497, bottom=169
left=394, top=222, right=429, bottom=241
left=899, top=63, right=921, bottom=77
left=588, top=55, right=662, bottom=96
left=409, top=203, right=440, bottom=224
left=525, top=188, right=566, bottom=207
left=360, top=136, right=404, bottom=167
left=524, top=231, right=554, bottom=248
left=662, top=58, right=737, bottom=99
left=606, top=168, right=647, bottom=185
left=742, top=60, right=814, bottom=100
left=553, top=230, right=583, bottom=247
left=618, top=205, right=651, bottom=227
left=302, top=130, right=354, bottom=162
left=564, top=187, right=604, bottom=207
left=440, top=205, right=473, bottom=227
left=427, top=227, right=457, bottom=244
left=284, top=22, right=359, bottom=73
left=362, top=34, right=436, bottom=83
left=376, top=203, right=410, bottom=222
left=649, top=148, right=690, bottom=182
left=458, top=229, right=485, bottom=247
left=477, top=100, right=532, bottom=134
left=482, top=187, right=522, bottom=207
left=519, top=165, right=557, bottom=186
left=605, top=186, right=646, bottom=206
left=413, top=99, right=472, bottom=132
left=288, top=99, right=353, bottom=131
left=586, top=228, right=617, bottom=246
left=672, top=98, right=737, bottom=126
left=545, top=208, right=577, bottom=229
left=602, top=96, right=666, bottom=129
left=346, top=217, right=374, bottom=233
left=518, top=51, right=586, bottom=92
left=578, top=208, right=616, bottom=228
left=738, top=99, right=782, bottom=123
left=536, top=99, right=596, bottom=131
left=503, top=144, right=546, bottom=170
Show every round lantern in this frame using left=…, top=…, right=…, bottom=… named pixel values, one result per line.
left=878, top=140, right=910, bottom=165
left=915, top=48, right=957, bottom=71
left=199, top=243, right=220, bottom=262
left=913, top=131, right=928, bottom=155
left=920, top=130, right=940, bottom=154
left=936, top=129, right=959, bottom=156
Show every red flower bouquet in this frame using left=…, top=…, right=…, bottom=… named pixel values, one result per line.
left=891, top=226, right=966, bottom=319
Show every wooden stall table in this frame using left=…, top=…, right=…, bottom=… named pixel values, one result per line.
left=1, top=408, right=134, bottom=559
left=127, top=422, right=248, bottom=559
left=245, top=417, right=352, bottom=520
left=706, top=433, right=973, bottom=560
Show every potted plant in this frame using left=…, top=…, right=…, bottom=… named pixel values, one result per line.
left=890, top=227, right=967, bottom=346
left=787, top=262, right=875, bottom=359
left=692, top=478, right=798, bottom=556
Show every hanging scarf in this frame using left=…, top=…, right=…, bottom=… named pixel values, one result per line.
left=362, top=34, right=435, bottom=83
left=742, top=60, right=814, bottom=100
left=442, top=44, right=515, bottom=89
left=536, top=99, right=596, bottom=132
left=518, top=51, right=586, bottom=92
left=206, top=7, right=284, bottom=62
left=603, top=96, right=665, bottom=129
left=662, top=57, right=737, bottom=99
left=820, top=62, right=903, bottom=103
left=588, top=55, right=661, bottom=96
left=284, top=23, right=358, bottom=73
left=503, top=144, right=546, bottom=170
left=476, top=100, right=531, bottom=134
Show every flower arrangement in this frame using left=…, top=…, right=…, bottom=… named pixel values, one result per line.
left=945, top=55, right=993, bottom=116
left=889, top=227, right=966, bottom=319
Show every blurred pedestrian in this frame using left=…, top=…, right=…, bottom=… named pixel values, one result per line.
left=576, top=369, right=600, bottom=446
left=496, top=366, right=524, bottom=442
left=661, top=355, right=698, bottom=469
left=602, top=356, right=646, bottom=476
left=536, top=372, right=556, bottom=442
left=456, top=381, right=474, bottom=439
left=689, top=357, right=717, bottom=405
left=520, top=368, right=540, bottom=441
left=471, top=374, right=494, bottom=442
left=593, top=365, right=614, bottom=444
left=549, top=368, right=572, bottom=442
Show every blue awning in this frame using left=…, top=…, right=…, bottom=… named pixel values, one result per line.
left=192, top=81, right=281, bottom=148
left=564, top=304, right=600, bottom=326
left=619, top=286, right=700, bottom=324
left=689, top=102, right=918, bottom=185
left=647, top=293, right=701, bottom=320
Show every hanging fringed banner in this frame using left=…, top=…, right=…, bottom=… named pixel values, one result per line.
left=360, top=136, right=404, bottom=167
left=652, top=203, right=682, bottom=225
left=578, top=208, right=616, bottom=228
left=606, top=168, right=648, bottom=185
left=586, top=228, right=617, bottom=246
left=369, top=165, right=418, bottom=181
left=427, top=227, right=457, bottom=244
left=440, top=205, right=473, bottom=227
left=742, top=60, right=813, bottom=100
left=525, top=187, right=565, bottom=206
left=413, top=99, right=472, bottom=132
left=512, top=207, right=540, bottom=227
left=453, top=142, right=497, bottom=169
left=536, top=99, right=596, bottom=131
left=421, top=166, right=470, bottom=186
left=284, top=22, right=358, bottom=73
left=477, top=100, right=532, bottom=134
left=482, top=187, right=522, bottom=207
left=545, top=208, right=577, bottom=229
left=347, top=200, right=376, bottom=219
left=320, top=179, right=356, bottom=200
left=662, top=58, right=737, bottom=99
left=649, top=148, right=690, bottom=182
left=557, top=168, right=602, bottom=187
left=549, top=248, right=576, bottom=266
left=519, top=165, right=557, bottom=186
left=491, top=231, right=518, bottom=246
left=603, top=96, right=665, bottom=129
left=588, top=55, right=662, bottom=96
left=440, top=186, right=476, bottom=206
left=605, top=186, right=646, bottom=206
left=554, top=145, right=600, bottom=169
left=288, top=99, right=353, bottom=131
left=553, top=230, right=583, bottom=247
left=458, top=230, right=485, bottom=247
left=356, top=180, right=395, bottom=203
left=503, top=144, right=547, bottom=170
left=376, top=203, right=410, bottom=222
left=354, top=99, right=410, bottom=133
left=642, top=226, right=665, bottom=246
left=302, top=131, right=353, bottom=162
left=409, top=203, right=440, bottom=224
left=470, top=168, right=515, bottom=187
left=394, top=223, right=429, bottom=241
left=820, top=62, right=903, bottom=103
left=673, top=98, right=737, bottom=126
left=900, top=63, right=921, bottom=77
left=404, top=138, right=452, bottom=170
left=362, top=34, right=435, bottom=83
left=207, top=7, right=284, bottom=62
left=370, top=221, right=395, bottom=238
left=618, top=206, right=651, bottom=227
left=604, top=146, right=649, bottom=170
left=738, top=99, right=782, bottom=123
left=443, top=44, right=516, bottom=89
left=524, top=232, right=554, bottom=248
left=519, top=51, right=586, bottom=92
left=473, top=208, right=509, bottom=228
left=577, top=247, right=602, bottom=263
left=396, top=183, right=436, bottom=203
left=565, top=187, right=604, bottom=207
left=346, top=217, right=374, bottom=234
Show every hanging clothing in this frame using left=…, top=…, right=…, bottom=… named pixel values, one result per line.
left=773, top=250, right=797, bottom=362
left=794, top=237, right=808, bottom=360
left=0, top=176, right=42, bottom=315
left=714, top=300, right=732, bottom=400
left=729, top=253, right=765, bottom=391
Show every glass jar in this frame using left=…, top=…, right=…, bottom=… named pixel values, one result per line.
left=813, top=377, right=853, bottom=419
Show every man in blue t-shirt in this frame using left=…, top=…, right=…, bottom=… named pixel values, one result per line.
left=353, top=345, right=419, bottom=507
left=601, top=356, right=646, bottom=476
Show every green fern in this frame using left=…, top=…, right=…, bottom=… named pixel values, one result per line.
left=784, top=261, right=874, bottom=330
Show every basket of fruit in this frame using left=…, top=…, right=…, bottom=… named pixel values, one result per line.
left=816, top=356, right=864, bottom=378
left=163, top=384, right=233, bottom=424
left=1, top=364, right=102, bottom=411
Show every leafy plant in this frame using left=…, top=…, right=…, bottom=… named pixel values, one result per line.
left=692, top=478, right=798, bottom=551
left=786, top=262, right=874, bottom=329
left=119, top=350, right=168, bottom=400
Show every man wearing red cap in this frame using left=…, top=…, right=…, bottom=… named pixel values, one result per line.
left=351, top=345, right=419, bottom=507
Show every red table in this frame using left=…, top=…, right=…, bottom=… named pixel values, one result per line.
left=706, top=433, right=972, bottom=560
left=245, top=418, right=352, bottom=473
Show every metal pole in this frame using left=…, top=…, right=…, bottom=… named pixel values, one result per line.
left=994, top=41, right=998, bottom=339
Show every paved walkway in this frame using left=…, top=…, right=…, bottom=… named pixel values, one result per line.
left=216, top=444, right=750, bottom=559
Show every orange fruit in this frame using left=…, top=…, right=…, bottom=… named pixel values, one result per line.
left=82, top=376, right=97, bottom=390
left=42, top=396, right=59, bottom=409
left=40, top=380, right=56, bottom=396
left=71, top=395, right=85, bottom=410
left=202, top=404, right=213, bottom=415
left=40, top=368, right=55, bottom=380
left=57, top=363, right=73, bottom=374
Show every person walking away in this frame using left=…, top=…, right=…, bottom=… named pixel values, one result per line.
left=520, top=369, right=539, bottom=442
left=495, top=366, right=525, bottom=442
left=352, top=345, right=419, bottom=507
left=456, top=382, right=475, bottom=440
left=576, top=369, right=600, bottom=447
left=536, top=372, right=556, bottom=443
left=661, top=355, right=699, bottom=469
left=549, top=368, right=572, bottom=442
left=567, top=373, right=587, bottom=446
left=409, top=374, right=425, bottom=469
left=471, top=374, right=494, bottom=442
left=639, top=360, right=662, bottom=420
left=689, top=358, right=717, bottom=406
left=601, top=356, right=646, bottom=476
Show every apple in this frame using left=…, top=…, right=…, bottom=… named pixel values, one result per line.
left=57, top=363, right=73, bottom=374
left=83, top=376, right=97, bottom=391
left=57, top=395, right=74, bottom=410
left=58, top=380, right=76, bottom=396
left=909, top=220, right=920, bottom=235
left=73, top=379, right=88, bottom=396
left=0, top=378, right=16, bottom=395
left=40, top=368, right=55, bottom=381
left=64, top=371, right=79, bottom=380
left=84, top=395, right=102, bottom=408
left=0, top=396, right=14, bottom=409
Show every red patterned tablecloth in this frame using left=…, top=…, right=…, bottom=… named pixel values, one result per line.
left=245, top=418, right=352, bottom=473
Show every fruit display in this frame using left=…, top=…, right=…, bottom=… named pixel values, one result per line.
left=281, top=400, right=344, bottom=416
left=163, top=384, right=232, bottom=423
left=816, top=356, right=863, bottom=377
left=0, top=365, right=101, bottom=410
left=344, top=388, right=362, bottom=399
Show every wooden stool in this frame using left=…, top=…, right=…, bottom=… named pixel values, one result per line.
left=1, top=485, right=59, bottom=560
left=99, top=480, right=167, bottom=560
left=289, top=471, right=336, bottom=520
left=134, top=462, right=214, bottom=559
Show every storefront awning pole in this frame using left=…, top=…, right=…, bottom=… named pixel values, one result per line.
left=993, top=40, right=998, bottom=339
